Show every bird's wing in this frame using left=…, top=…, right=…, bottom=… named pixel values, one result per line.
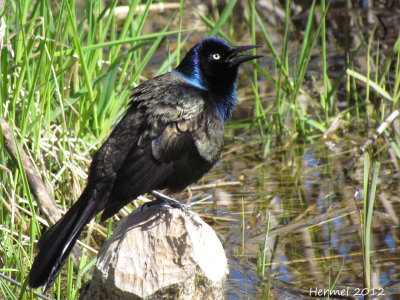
left=149, top=115, right=205, bottom=161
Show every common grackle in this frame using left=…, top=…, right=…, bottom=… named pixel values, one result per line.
left=28, top=37, right=262, bottom=291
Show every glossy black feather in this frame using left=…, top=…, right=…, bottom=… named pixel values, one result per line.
left=28, top=37, right=262, bottom=291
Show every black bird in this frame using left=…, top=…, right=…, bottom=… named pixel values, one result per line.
left=28, top=37, right=262, bottom=291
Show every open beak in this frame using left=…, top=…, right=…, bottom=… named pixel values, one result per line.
left=227, top=45, right=263, bottom=66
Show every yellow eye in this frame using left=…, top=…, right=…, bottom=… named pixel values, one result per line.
left=212, top=53, right=221, bottom=60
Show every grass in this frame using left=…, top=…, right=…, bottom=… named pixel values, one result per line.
left=1, top=0, right=400, bottom=299
left=257, top=212, right=271, bottom=278
left=362, top=152, right=380, bottom=293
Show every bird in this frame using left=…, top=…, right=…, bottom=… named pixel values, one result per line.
left=28, top=36, right=262, bottom=291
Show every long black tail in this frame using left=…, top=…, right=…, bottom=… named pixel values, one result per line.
left=28, top=187, right=98, bottom=291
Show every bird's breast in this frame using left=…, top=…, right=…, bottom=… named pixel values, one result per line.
left=194, top=110, right=225, bottom=164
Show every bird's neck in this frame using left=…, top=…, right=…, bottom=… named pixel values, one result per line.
left=210, top=83, right=237, bottom=122
left=175, top=59, right=238, bottom=122
left=175, top=51, right=206, bottom=90
left=175, top=70, right=237, bottom=122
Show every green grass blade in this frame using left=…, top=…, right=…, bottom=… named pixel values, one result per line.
left=364, top=160, right=380, bottom=290
left=210, top=0, right=237, bottom=36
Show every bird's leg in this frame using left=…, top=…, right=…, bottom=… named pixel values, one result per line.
left=150, top=190, right=189, bottom=212
left=148, top=191, right=202, bottom=226
left=141, top=191, right=189, bottom=212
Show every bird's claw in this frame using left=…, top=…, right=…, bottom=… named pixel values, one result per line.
left=148, top=191, right=202, bottom=227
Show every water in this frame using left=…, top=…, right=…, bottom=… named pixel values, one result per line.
left=192, top=135, right=400, bottom=299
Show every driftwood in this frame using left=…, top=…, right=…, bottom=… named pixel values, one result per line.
left=80, top=204, right=228, bottom=300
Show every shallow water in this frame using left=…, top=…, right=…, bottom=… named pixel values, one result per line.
left=193, top=135, right=400, bottom=299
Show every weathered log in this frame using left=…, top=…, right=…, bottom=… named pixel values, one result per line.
left=80, top=203, right=228, bottom=299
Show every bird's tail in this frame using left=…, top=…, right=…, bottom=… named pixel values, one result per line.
left=28, top=187, right=98, bottom=291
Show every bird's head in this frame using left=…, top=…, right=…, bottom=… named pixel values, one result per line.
left=176, top=37, right=262, bottom=93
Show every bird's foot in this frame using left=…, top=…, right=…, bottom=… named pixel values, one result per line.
left=150, top=190, right=189, bottom=211
left=149, top=191, right=202, bottom=227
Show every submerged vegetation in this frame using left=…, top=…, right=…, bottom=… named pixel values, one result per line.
left=0, top=0, right=399, bottom=299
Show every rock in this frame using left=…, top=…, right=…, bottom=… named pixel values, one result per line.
left=80, top=203, right=228, bottom=300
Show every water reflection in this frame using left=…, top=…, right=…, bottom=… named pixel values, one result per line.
left=193, top=137, right=400, bottom=299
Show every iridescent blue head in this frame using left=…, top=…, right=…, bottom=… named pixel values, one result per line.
left=175, top=37, right=262, bottom=122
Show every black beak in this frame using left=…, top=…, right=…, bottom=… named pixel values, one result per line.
left=227, top=45, right=263, bottom=66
